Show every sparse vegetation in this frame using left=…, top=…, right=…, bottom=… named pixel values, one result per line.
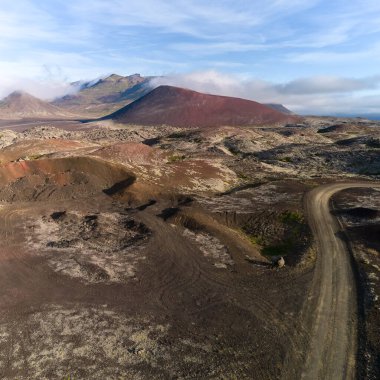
left=246, top=234, right=265, bottom=246
left=192, top=137, right=202, bottom=143
left=168, top=131, right=189, bottom=139
left=167, top=154, right=186, bottom=163
left=280, top=210, right=304, bottom=225
left=244, top=210, right=308, bottom=260
left=246, top=231, right=296, bottom=257
left=279, top=156, right=293, bottom=163
left=26, top=154, right=44, bottom=160
left=236, top=172, right=249, bottom=180
left=261, top=239, right=295, bottom=256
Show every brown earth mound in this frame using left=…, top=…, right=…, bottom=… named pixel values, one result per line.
left=105, top=85, right=301, bottom=127
left=0, top=156, right=136, bottom=202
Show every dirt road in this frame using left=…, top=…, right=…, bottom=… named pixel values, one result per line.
left=301, top=182, right=380, bottom=380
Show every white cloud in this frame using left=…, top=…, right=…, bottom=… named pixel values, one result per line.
left=0, top=50, right=105, bottom=99
left=0, top=77, right=77, bottom=100
left=288, top=42, right=380, bottom=64
left=0, top=1, right=87, bottom=44
left=274, top=76, right=380, bottom=94
left=0, top=55, right=87, bottom=100
left=150, top=70, right=380, bottom=115
left=170, top=41, right=271, bottom=55
left=67, top=0, right=320, bottom=42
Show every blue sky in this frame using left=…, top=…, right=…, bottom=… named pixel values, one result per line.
left=1, top=0, right=380, bottom=114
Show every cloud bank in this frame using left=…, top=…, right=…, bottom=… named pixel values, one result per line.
left=150, top=71, right=380, bottom=115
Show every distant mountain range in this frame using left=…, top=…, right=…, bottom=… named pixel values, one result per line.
left=52, top=73, right=153, bottom=117
left=104, top=85, right=300, bottom=127
left=52, top=73, right=295, bottom=118
left=0, top=73, right=297, bottom=124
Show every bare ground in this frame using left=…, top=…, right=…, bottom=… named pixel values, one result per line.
left=0, top=117, right=378, bottom=378
left=0, top=162, right=314, bottom=379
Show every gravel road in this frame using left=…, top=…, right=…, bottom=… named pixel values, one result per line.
left=302, top=182, right=380, bottom=380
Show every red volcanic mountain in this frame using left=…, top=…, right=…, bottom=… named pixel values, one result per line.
left=105, top=85, right=300, bottom=127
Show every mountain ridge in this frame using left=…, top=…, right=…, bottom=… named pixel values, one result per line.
left=53, top=73, right=152, bottom=117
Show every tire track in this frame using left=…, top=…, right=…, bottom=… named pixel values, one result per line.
left=137, top=206, right=311, bottom=378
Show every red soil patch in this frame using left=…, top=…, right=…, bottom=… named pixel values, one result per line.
left=106, top=85, right=301, bottom=128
